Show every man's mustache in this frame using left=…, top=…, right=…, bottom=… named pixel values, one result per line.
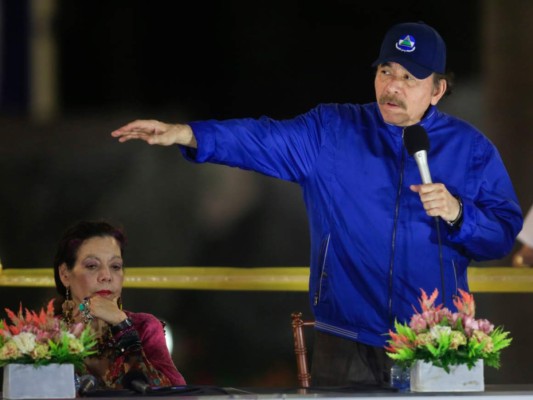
left=378, top=95, right=406, bottom=110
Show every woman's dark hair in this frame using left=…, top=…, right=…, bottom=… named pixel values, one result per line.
left=53, top=220, right=127, bottom=299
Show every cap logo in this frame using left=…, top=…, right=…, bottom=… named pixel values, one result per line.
left=395, top=35, right=416, bottom=52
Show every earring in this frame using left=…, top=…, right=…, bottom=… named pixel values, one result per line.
left=117, top=297, right=123, bottom=310
left=62, top=286, right=75, bottom=325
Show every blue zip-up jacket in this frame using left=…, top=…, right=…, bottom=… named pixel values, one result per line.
left=184, top=102, right=522, bottom=347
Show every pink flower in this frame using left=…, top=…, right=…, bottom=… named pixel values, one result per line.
left=409, top=314, right=427, bottom=332
left=437, top=308, right=453, bottom=324
left=421, top=310, right=440, bottom=327
left=450, top=312, right=461, bottom=326
left=463, top=315, right=480, bottom=336
left=69, top=322, right=85, bottom=337
left=477, top=319, right=494, bottom=334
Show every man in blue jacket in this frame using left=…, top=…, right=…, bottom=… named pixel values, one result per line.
left=112, top=22, right=523, bottom=387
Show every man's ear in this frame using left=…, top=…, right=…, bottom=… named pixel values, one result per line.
left=58, top=263, right=70, bottom=287
left=430, top=78, right=447, bottom=106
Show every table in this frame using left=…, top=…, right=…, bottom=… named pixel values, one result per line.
left=59, top=384, right=533, bottom=399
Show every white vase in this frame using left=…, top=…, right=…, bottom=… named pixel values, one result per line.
left=2, top=363, right=76, bottom=399
left=410, top=359, right=484, bottom=392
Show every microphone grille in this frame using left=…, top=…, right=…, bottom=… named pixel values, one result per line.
left=78, top=374, right=98, bottom=395
left=403, top=125, right=430, bottom=155
left=123, top=369, right=149, bottom=390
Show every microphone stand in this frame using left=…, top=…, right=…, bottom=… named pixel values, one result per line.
left=434, top=216, right=447, bottom=308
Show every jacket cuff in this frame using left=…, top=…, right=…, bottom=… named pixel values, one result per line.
left=447, top=196, right=475, bottom=241
left=179, top=120, right=217, bottom=163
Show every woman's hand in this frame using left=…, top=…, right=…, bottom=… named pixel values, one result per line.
left=84, top=296, right=128, bottom=326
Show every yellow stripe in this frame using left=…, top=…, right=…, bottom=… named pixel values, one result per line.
left=0, top=266, right=532, bottom=292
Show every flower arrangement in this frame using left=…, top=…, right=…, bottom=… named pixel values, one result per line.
left=386, top=288, right=512, bottom=372
left=0, top=300, right=96, bottom=370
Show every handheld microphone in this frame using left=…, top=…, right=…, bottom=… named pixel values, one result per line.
left=123, top=370, right=152, bottom=394
left=78, top=374, right=98, bottom=396
left=403, top=125, right=432, bottom=184
left=403, top=124, right=448, bottom=306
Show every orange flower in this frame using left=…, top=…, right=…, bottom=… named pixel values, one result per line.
left=453, top=288, right=476, bottom=318
left=417, top=288, right=442, bottom=313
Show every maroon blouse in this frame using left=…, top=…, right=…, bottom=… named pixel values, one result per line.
left=125, top=311, right=186, bottom=386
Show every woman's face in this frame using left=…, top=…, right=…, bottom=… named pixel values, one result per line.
left=59, top=236, right=124, bottom=304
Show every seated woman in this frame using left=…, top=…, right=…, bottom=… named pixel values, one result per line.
left=53, top=220, right=186, bottom=389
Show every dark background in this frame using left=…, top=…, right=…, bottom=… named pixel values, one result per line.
left=0, top=0, right=532, bottom=387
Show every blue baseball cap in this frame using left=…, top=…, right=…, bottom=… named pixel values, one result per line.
left=372, top=22, right=446, bottom=79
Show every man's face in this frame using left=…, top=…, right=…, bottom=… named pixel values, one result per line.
left=374, top=62, right=445, bottom=127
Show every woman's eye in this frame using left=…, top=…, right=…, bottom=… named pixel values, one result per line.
left=112, top=264, right=123, bottom=271
left=86, top=264, right=97, bottom=270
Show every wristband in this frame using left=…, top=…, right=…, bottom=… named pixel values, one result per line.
left=446, top=196, right=463, bottom=227
left=110, top=317, right=134, bottom=336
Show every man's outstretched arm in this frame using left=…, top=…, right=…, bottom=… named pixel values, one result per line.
left=112, top=119, right=197, bottom=148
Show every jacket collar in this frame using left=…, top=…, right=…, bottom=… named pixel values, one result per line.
left=378, top=104, right=439, bottom=136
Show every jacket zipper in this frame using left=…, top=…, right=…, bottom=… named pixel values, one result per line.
left=314, top=233, right=331, bottom=306
left=388, top=134, right=406, bottom=321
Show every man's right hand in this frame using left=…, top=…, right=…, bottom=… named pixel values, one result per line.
left=111, top=119, right=197, bottom=148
